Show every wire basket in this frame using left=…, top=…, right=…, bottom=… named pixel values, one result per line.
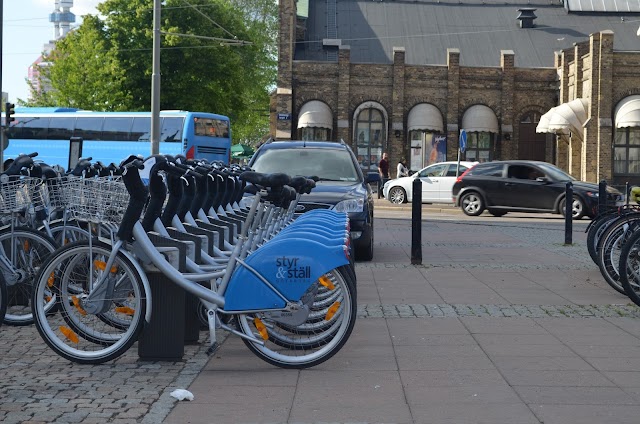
left=0, top=176, right=46, bottom=215
left=64, top=176, right=129, bottom=224
left=44, top=175, right=71, bottom=210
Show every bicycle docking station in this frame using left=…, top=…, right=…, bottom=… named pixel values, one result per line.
left=138, top=232, right=198, bottom=361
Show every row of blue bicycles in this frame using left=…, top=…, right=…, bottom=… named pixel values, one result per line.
left=0, top=152, right=357, bottom=368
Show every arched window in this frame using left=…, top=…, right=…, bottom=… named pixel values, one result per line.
left=355, top=107, right=386, bottom=172
left=614, top=96, right=640, bottom=176
left=461, top=105, right=499, bottom=163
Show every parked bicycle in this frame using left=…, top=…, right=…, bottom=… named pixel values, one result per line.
left=32, top=155, right=357, bottom=368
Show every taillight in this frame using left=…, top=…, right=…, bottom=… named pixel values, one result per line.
left=186, top=146, right=195, bottom=160
left=455, top=165, right=475, bottom=183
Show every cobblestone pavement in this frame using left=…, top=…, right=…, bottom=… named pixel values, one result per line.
left=0, top=325, right=213, bottom=424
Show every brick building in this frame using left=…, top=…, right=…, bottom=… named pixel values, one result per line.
left=271, top=0, right=640, bottom=185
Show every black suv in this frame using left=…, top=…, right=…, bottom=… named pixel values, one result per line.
left=452, top=160, right=623, bottom=219
left=248, top=140, right=376, bottom=260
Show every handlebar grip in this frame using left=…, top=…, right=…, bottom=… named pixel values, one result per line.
left=28, top=152, right=39, bottom=158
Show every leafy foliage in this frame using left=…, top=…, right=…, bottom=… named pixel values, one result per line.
left=23, top=0, right=276, bottom=145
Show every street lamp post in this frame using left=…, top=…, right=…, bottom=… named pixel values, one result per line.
left=150, top=0, right=161, bottom=155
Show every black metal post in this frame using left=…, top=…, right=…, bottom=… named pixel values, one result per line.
left=564, top=181, right=573, bottom=245
left=626, top=182, right=630, bottom=207
left=411, top=178, right=422, bottom=264
left=598, top=179, right=607, bottom=216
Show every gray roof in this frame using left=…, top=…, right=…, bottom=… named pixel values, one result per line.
left=297, top=0, right=640, bottom=67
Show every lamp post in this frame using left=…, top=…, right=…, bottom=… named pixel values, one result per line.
left=150, top=0, right=161, bottom=155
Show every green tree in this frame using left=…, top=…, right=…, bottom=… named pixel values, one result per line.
left=24, top=0, right=277, bottom=145
left=23, top=15, right=131, bottom=110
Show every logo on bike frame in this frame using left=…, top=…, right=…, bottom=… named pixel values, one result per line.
left=275, top=256, right=311, bottom=281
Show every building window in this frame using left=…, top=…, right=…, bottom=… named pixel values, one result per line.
left=355, top=108, right=386, bottom=172
left=300, top=127, right=330, bottom=141
left=614, top=127, right=640, bottom=175
left=464, top=132, right=493, bottom=162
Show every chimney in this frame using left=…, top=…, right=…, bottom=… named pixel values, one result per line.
left=517, top=8, right=537, bottom=29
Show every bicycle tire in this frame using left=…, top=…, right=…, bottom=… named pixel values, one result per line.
left=596, top=215, right=640, bottom=295
left=1, top=226, right=58, bottom=326
left=235, top=266, right=357, bottom=369
left=587, top=212, right=621, bottom=264
left=618, top=229, right=640, bottom=307
left=32, top=240, right=146, bottom=364
left=43, top=219, right=91, bottom=246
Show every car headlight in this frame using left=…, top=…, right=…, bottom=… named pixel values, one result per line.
left=586, top=191, right=598, bottom=198
left=333, top=198, right=365, bottom=213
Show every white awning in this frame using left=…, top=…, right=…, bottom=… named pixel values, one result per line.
left=407, top=103, right=444, bottom=132
left=461, top=105, right=499, bottom=133
left=297, top=101, right=332, bottom=129
left=536, top=107, right=555, bottom=133
left=615, top=95, right=640, bottom=128
left=546, top=98, right=589, bottom=139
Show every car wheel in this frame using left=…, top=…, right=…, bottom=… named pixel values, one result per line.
left=388, top=187, right=407, bottom=204
left=460, top=192, right=485, bottom=216
left=356, top=229, right=374, bottom=261
left=560, top=197, right=585, bottom=220
left=489, top=209, right=507, bottom=217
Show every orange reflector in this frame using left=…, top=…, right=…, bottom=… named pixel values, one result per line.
left=115, top=306, right=135, bottom=316
left=23, top=240, right=30, bottom=251
left=319, top=275, right=335, bottom=290
left=253, top=317, right=269, bottom=340
left=47, top=272, right=55, bottom=287
left=325, top=301, right=341, bottom=321
left=93, top=260, right=118, bottom=273
left=71, top=296, right=87, bottom=316
left=60, top=326, right=79, bottom=344
left=45, top=295, right=52, bottom=302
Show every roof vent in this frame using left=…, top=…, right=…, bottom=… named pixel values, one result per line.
left=517, top=8, right=537, bottom=28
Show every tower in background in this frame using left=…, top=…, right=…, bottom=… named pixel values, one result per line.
left=28, top=1, right=76, bottom=97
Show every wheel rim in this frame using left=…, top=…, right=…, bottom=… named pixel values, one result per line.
left=462, top=194, right=481, bottom=214
left=389, top=188, right=405, bottom=204
left=571, top=199, right=583, bottom=218
left=236, top=269, right=354, bottom=366
left=34, top=244, right=144, bottom=361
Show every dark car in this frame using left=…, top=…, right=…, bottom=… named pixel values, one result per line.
left=451, top=160, right=624, bottom=219
left=248, top=140, right=376, bottom=260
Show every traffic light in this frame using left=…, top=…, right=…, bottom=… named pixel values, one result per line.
left=5, top=103, right=15, bottom=126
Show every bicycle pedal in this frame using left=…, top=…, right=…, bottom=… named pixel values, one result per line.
left=205, top=342, right=220, bottom=356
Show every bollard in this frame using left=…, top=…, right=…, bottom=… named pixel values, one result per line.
left=598, top=179, right=607, bottom=216
left=626, top=182, right=630, bottom=207
left=411, top=178, right=422, bottom=264
left=564, top=182, right=573, bottom=245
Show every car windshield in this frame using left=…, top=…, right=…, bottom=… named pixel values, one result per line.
left=251, top=147, right=360, bottom=182
left=537, top=163, right=576, bottom=181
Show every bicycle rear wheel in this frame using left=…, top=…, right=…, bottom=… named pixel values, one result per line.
left=1, top=227, right=58, bottom=325
left=32, top=240, right=146, bottom=364
left=235, top=267, right=357, bottom=369
left=619, top=229, right=640, bottom=307
left=596, top=216, right=640, bottom=295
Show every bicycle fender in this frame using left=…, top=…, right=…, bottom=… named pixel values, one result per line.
left=223, top=238, right=349, bottom=312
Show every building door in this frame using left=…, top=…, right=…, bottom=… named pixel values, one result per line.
left=518, top=111, right=546, bottom=161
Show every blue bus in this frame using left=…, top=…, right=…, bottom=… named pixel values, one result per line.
left=3, top=108, right=232, bottom=167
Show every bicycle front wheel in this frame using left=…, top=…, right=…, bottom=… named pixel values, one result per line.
left=1, top=227, right=58, bottom=325
left=235, top=267, right=357, bottom=369
left=32, top=240, right=146, bottom=364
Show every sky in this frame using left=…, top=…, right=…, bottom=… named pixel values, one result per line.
left=3, top=0, right=101, bottom=103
